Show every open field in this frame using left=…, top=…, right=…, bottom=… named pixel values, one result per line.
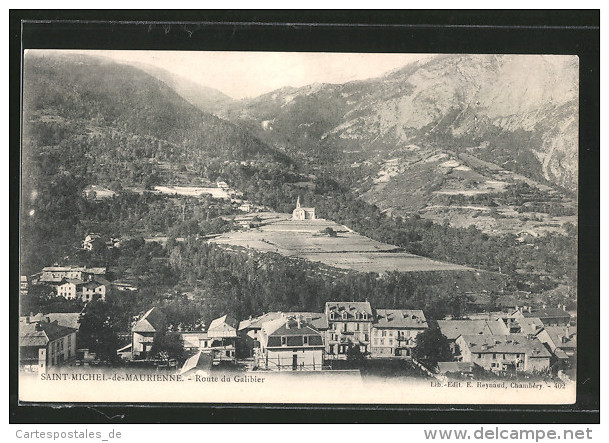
left=211, top=212, right=470, bottom=273
left=154, top=185, right=231, bottom=199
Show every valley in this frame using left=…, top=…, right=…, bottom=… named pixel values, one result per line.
left=20, top=51, right=578, bottom=320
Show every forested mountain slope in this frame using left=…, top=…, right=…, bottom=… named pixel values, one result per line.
left=20, top=52, right=290, bottom=272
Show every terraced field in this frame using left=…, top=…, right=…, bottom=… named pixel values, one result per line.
left=211, top=212, right=471, bottom=273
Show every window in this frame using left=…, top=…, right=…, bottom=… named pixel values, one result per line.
left=281, top=337, right=287, bottom=346
left=303, top=336, right=309, bottom=345
left=364, top=334, right=369, bottom=341
left=356, top=323, right=360, bottom=331
left=493, top=353, right=497, bottom=359
left=477, top=353, right=482, bottom=359
left=382, top=330, right=386, bottom=337
left=342, top=312, right=348, bottom=320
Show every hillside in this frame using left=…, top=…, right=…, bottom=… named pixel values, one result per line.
left=219, top=54, right=578, bottom=194
left=22, top=53, right=289, bottom=174
left=20, top=52, right=292, bottom=273
left=20, top=51, right=577, bottom=302
left=127, top=61, right=236, bottom=113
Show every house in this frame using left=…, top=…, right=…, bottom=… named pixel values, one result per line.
left=238, top=203, right=252, bottom=213
left=216, top=181, right=229, bottom=189
left=207, top=315, right=238, bottom=363
left=20, top=317, right=77, bottom=373
left=40, top=266, right=107, bottom=284
left=371, top=309, right=428, bottom=358
left=131, top=307, right=167, bottom=360
left=82, top=234, right=103, bottom=251
left=22, top=312, right=83, bottom=350
left=81, top=279, right=108, bottom=301
left=56, top=279, right=85, bottom=299
left=20, top=275, right=29, bottom=295
left=257, top=314, right=325, bottom=371
left=55, top=277, right=108, bottom=302
left=292, top=196, right=316, bottom=220
left=180, top=351, right=213, bottom=376
left=325, top=301, right=373, bottom=358
left=523, top=307, right=571, bottom=326
left=112, top=281, right=138, bottom=292
left=82, top=185, right=116, bottom=200
left=536, top=325, right=576, bottom=361
left=456, top=334, right=551, bottom=373
left=238, top=311, right=328, bottom=357
left=180, top=331, right=212, bottom=353
left=437, top=319, right=509, bottom=354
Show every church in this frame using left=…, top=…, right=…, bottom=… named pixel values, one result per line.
left=292, top=196, right=316, bottom=220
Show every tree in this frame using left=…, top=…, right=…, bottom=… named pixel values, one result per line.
left=412, top=328, right=453, bottom=366
left=151, top=331, right=184, bottom=362
left=78, top=301, right=120, bottom=363
left=346, top=343, right=366, bottom=362
left=323, top=227, right=338, bottom=237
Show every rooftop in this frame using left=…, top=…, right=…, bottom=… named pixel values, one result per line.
left=374, top=309, right=428, bottom=329
left=239, top=311, right=329, bottom=331
left=516, top=317, right=545, bottom=334
left=132, top=307, right=166, bottom=333
left=543, top=326, right=577, bottom=349
left=325, top=301, right=373, bottom=318
left=523, top=308, right=570, bottom=319
left=459, top=334, right=551, bottom=358
left=437, top=320, right=489, bottom=340
left=20, top=320, right=76, bottom=347
left=22, top=313, right=82, bottom=331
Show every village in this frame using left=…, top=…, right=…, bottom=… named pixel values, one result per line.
left=19, top=198, right=576, bottom=383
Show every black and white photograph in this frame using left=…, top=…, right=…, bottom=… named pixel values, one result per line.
left=17, top=46, right=583, bottom=405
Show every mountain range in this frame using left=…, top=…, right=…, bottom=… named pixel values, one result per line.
left=212, top=54, right=578, bottom=195
left=22, top=52, right=578, bottom=237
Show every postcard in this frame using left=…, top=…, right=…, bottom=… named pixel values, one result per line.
left=19, top=49, right=578, bottom=405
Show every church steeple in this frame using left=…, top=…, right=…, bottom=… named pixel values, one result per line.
left=296, top=196, right=301, bottom=209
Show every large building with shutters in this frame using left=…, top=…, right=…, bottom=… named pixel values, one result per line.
left=257, top=314, right=325, bottom=371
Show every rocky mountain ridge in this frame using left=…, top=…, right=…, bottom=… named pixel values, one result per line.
left=216, top=54, right=578, bottom=194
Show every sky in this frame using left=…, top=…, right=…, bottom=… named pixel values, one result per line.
left=52, top=50, right=434, bottom=99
